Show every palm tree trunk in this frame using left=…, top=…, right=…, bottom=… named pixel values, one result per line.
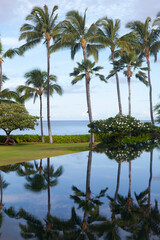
left=112, top=161, right=121, bottom=221
left=128, top=161, right=131, bottom=198
left=111, top=51, right=122, bottom=115
left=39, top=159, right=43, bottom=174
left=40, top=95, right=44, bottom=143
left=114, top=162, right=121, bottom=201
left=47, top=157, right=51, bottom=215
left=85, top=76, right=94, bottom=146
left=0, top=60, right=2, bottom=92
left=128, top=77, right=131, bottom=116
left=147, top=58, right=154, bottom=124
left=148, top=150, right=153, bottom=211
left=0, top=174, right=2, bottom=209
left=82, top=151, right=92, bottom=231
left=82, top=48, right=94, bottom=147
left=47, top=41, right=53, bottom=144
left=86, top=151, right=92, bottom=199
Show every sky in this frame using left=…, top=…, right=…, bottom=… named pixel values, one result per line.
left=1, top=0, right=160, bottom=120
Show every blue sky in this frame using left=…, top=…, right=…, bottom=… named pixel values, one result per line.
left=1, top=0, right=160, bottom=120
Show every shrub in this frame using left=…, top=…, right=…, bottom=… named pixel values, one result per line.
left=88, top=114, right=160, bottom=145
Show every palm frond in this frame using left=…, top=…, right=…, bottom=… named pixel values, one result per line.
left=71, top=43, right=81, bottom=59
left=3, top=48, right=21, bottom=58
left=135, top=71, right=148, bottom=86
left=2, top=74, right=9, bottom=83
left=107, top=69, right=117, bottom=79
left=86, top=44, right=99, bottom=62
left=71, top=74, right=85, bottom=84
left=95, top=73, right=107, bottom=83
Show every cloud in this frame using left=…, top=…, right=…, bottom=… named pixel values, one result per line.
left=1, top=0, right=160, bottom=27
left=1, top=37, right=24, bottom=47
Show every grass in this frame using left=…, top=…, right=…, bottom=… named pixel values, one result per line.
left=0, top=142, right=90, bottom=166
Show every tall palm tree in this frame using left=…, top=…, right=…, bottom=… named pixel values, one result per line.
left=70, top=59, right=106, bottom=147
left=19, top=5, right=60, bottom=143
left=126, top=17, right=160, bottom=124
left=0, top=40, right=20, bottom=92
left=95, top=17, right=134, bottom=115
left=51, top=10, right=102, bottom=146
left=17, top=69, right=62, bottom=143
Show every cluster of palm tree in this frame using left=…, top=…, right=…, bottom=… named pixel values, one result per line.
left=1, top=5, right=160, bottom=146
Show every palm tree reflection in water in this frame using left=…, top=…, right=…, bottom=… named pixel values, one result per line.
left=15, top=158, right=63, bottom=238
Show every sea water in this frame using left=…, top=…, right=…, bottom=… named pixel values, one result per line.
left=0, top=120, right=90, bottom=135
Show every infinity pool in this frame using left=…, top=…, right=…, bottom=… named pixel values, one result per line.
left=0, top=142, right=160, bottom=239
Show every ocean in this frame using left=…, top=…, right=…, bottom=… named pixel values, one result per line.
left=0, top=120, right=90, bottom=136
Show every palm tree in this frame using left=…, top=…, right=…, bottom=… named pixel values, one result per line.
left=109, top=50, right=148, bottom=116
left=0, top=40, right=20, bottom=92
left=70, top=59, right=106, bottom=146
left=51, top=10, right=102, bottom=146
left=17, top=69, right=62, bottom=143
left=19, top=5, right=60, bottom=143
left=95, top=17, right=135, bottom=115
left=51, top=9, right=101, bottom=61
left=126, top=17, right=160, bottom=124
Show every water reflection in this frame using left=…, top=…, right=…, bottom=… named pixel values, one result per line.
left=0, top=142, right=159, bottom=239
left=15, top=158, right=63, bottom=238
left=70, top=151, right=108, bottom=239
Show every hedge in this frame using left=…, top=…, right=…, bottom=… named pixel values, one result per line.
left=0, top=134, right=99, bottom=144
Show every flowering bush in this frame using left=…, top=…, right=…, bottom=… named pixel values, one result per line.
left=88, top=114, right=160, bottom=145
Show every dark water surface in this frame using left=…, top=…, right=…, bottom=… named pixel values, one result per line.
left=0, top=142, right=160, bottom=239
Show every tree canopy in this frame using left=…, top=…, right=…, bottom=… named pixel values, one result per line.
left=0, top=103, right=38, bottom=144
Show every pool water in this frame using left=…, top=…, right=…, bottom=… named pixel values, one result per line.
left=0, top=142, right=160, bottom=239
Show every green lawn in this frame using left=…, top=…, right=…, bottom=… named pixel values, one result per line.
left=0, top=142, right=90, bottom=166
